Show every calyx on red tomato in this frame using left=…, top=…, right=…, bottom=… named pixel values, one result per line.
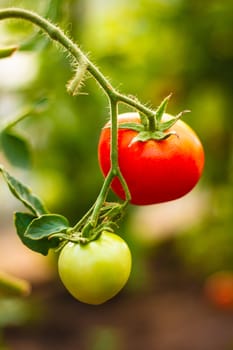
left=98, top=112, right=205, bottom=205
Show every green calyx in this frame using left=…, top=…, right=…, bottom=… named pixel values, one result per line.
left=119, top=94, right=189, bottom=143
left=51, top=201, right=126, bottom=246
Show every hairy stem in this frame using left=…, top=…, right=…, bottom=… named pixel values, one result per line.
left=109, top=98, right=131, bottom=202
left=0, top=8, right=154, bottom=115
left=116, top=92, right=155, bottom=118
left=109, top=98, right=119, bottom=173
left=0, top=8, right=115, bottom=96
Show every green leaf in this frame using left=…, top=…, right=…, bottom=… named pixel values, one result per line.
left=0, top=167, right=48, bottom=216
left=117, top=123, right=144, bottom=132
left=14, top=212, right=60, bottom=255
left=0, top=131, right=31, bottom=168
left=25, top=214, right=70, bottom=240
left=14, top=212, right=35, bottom=236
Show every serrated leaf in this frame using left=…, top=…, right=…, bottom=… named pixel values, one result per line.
left=25, top=214, right=70, bottom=240
left=14, top=212, right=60, bottom=255
left=0, top=167, right=48, bottom=216
left=117, top=123, right=144, bottom=132
left=0, top=131, right=31, bottom=168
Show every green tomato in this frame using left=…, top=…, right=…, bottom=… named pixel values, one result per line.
left=58, top=231, right=132, bottom=305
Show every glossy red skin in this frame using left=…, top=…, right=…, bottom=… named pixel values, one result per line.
left=98, top=112, right=205, bottom=205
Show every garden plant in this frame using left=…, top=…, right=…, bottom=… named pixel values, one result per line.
left=0, top=7, right=204, bottom=305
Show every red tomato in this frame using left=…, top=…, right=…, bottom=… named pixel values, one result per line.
left=98, top=112, right=205, bottom=205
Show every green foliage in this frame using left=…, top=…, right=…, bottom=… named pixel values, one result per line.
left=0, top=167, right=67, bottom=255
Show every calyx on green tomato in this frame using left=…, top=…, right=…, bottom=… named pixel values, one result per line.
left=98, top=112, right=205, bottom=205
left=58, top=231, right=132, bottom=305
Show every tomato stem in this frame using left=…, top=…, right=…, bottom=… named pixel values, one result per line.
left=87, top=97, right=131, bottom=228
left=89, top=171, right=113, bottom=227
left=148, top=115, right=156, bottom=132
left=109, top=98, right=119, bottom=171
left=71, top=203, right=95, bottom=232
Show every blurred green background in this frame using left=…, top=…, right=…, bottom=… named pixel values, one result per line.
left=0, top=0, right=233, bottom=349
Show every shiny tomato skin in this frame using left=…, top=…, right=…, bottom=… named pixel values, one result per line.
left=58, top=231, right=132, bottom=305
left=98, top=112, right=205, bottom=205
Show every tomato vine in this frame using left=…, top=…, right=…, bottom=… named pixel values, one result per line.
left=0, top=7, right=204, bottom=302
left=0, top=7, right=178, bottom=242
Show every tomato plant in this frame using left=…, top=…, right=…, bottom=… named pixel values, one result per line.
left=98, top=112, right=205, bottom=205
left=58, top=231, right=132, bottom=305
left=0, top=8, right=205, bottom=304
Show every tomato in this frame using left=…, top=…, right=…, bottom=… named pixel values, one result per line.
left=58, top=231, right=132, bottom=305
left=98, top=112, right=205, bottom=205
left=204, top=271, right=233, bottom=310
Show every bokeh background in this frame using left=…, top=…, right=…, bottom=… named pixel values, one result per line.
left=0, top=0, right=233, bottom=349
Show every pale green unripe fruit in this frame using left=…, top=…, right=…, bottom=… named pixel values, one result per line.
left=58, top=231, right=132, bottom=305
